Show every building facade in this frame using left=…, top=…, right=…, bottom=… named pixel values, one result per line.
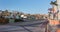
left=56, top=0, right=60, bottom=20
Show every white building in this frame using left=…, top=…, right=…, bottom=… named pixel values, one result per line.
left=56, top=0, right=60, bottom=20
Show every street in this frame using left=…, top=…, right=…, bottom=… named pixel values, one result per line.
left=0, top=20, right=47, bottom=32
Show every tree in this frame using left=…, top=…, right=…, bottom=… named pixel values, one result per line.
left=50, top=1, right=58, bottom=6
left=48, top=11, right=52, bottom=19
left=5, top=10, right=8, bottom=13
left=50, top=1, right=58, bottom=19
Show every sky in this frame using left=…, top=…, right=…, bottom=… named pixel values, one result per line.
left=0, top=0, right=55, bottom=14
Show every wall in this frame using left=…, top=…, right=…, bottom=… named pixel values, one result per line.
left=56, top=0, right=60, bottom=20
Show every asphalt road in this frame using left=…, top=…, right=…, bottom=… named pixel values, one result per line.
left=0, top=20, right=48, bottom=32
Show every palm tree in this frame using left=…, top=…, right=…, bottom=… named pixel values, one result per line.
left=50, top=1, right=58, bottom=20
left=50, top=1, right=58, bottom=6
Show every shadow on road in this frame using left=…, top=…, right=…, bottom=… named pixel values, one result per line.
left=20, top=26, right=33, bottom=32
